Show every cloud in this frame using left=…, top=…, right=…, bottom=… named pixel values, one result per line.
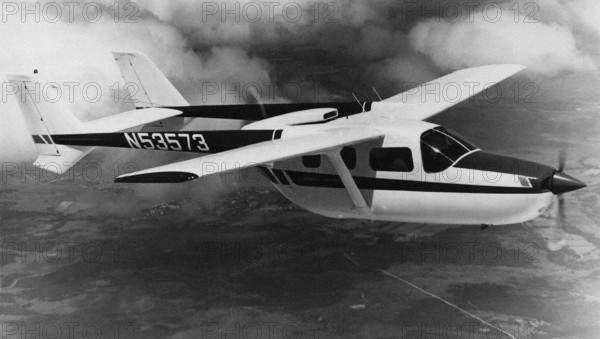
left=148, top=0, right=600, bottom=87
left=367, top=56, right=437, bottom=93
left=408, top=12, right=596, bottom=76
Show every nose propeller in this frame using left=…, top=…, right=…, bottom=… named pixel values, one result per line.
left=543, top=150, right=586, bottom=195
left=542, top=151, right=585, bottom=252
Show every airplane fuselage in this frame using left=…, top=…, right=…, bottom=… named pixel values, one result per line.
left=259, top=114, right=575, bottom=225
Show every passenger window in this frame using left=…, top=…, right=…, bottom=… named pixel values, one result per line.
left=341, top=147, right=356, bottom=169
left=370, top=148, right=414, bottom=172
left=302, top=155, right=321, bottom=168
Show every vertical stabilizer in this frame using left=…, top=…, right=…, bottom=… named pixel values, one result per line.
left=6, top=74, right=91, bottom=174
left=112, top=51, right=189, bottom=108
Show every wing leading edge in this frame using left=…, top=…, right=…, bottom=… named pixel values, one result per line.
left=376, top=64, right=526, bottom=121
left=115, top=128, right=384, bottom=183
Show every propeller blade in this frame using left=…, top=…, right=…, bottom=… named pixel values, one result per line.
left=558, top=194, right=566, bottom=225
left=558, top=150, right=566, bottom=172
left=542, top=151, right=579, bottom=251
left=247, top=88, right=267, bottom=120
left=547, top=194, right=568, bottom=252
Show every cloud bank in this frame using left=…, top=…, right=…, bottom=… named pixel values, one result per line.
left=128, top=0, right=600, bottom=100
left=408, top=0, right=598, bottom=76
left=0, top=0, right=598, bottom=108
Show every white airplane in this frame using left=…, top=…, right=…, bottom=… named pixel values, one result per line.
left=7, top=52, right=585, bottom=226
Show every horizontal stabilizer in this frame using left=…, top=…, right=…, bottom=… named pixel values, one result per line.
left=84, top=108, right=183, bottom=132
left=115, top=128, right=383, bottom=183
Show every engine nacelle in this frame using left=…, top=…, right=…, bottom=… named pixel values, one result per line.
left=242, top=108, right=338, bottom=130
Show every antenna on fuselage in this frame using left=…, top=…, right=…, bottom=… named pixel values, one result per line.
left=372, top=87, right=383, bottom=101
left=351, top=93, right=366, bottom=112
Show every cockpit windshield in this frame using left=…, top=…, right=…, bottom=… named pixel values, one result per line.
left=420, top=127, right=478, bottom=173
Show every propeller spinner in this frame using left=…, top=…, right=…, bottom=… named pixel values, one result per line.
left=542, top=151, right=586, bottom=195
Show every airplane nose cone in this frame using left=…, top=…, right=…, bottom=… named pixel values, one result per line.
left=543, top=171, right=586, bottom=195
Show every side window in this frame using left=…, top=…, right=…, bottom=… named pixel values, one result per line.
left=370, top=148, right=414, bottom=172
left=341, top=147, right=356, bottom=169
left=302, top=155, right=321, bottom=168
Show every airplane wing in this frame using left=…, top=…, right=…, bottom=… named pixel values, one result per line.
left=377, top=64, right=525, bottom=120
left=115, top=128, right=383, bottom=183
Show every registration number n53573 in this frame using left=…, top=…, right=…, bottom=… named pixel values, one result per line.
left=124, top=133, right=210, bottom=152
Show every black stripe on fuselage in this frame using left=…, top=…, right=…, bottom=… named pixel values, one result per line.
left=165, top=102, right=371, bottom=120
left=285, top=171, right=548, bottom=194
left=49, top=130, right=276, bottom=153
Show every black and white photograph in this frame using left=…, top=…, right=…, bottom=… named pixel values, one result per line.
left=0, top=1, right=599, bottom=338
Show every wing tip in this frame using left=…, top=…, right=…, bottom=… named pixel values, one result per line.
left=115, top=171, right=199, bottom=184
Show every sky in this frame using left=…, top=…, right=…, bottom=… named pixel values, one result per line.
left=0, top=0, right=599, bottom=164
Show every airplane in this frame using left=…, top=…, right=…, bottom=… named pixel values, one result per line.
left=5, top=52, right=586, bottom=227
